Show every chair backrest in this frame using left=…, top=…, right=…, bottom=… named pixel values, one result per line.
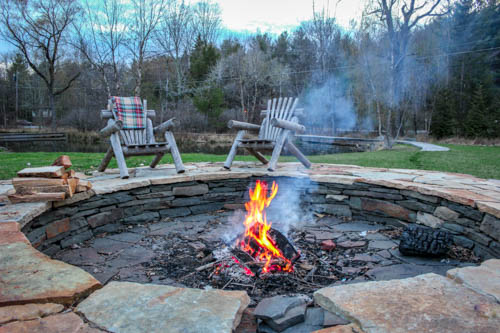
left=259, top=97, right=299, bottom=141
left=108, top=97, right=152, bottom=146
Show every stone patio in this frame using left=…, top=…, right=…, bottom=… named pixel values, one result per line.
left=0, top=162, right=499, bottom=332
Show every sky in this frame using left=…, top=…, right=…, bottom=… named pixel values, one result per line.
left=215, top=0, right=365, bottom=35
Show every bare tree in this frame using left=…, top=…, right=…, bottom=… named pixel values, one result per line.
left=127, top=0, right=168, bottom=96
left=76, top=0, right=126, bottom=96
left=369, top=0, right=449, bottom=146
left=0, top=0, right=81, bottom=130
left=192, top=0, right=222, bottom=44
left=155, top=0, right=194, bottom=99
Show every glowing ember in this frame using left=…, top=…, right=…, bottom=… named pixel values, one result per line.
left=236, top=180, right=294, bottom=273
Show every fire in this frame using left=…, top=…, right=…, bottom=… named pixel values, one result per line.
left=237, top=180, right=293, bottom=273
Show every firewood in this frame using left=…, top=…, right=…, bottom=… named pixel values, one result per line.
left=15, top=185, right=73, bottom=196
left=8, top=191, right=66, bottom=203
left=52, top=155, right=72, bottom=169
left=12, top=177, right=66, bottom=187
left=17, top=166, right=65, bottom=178
left=66, top=169, right=76, bottom=178
left=75, top=179, right=92, bottom=193
left=66, top=178, right=79, bottom=197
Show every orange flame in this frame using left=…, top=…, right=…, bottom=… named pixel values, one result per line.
left=237, top=180, right=293, bottom=273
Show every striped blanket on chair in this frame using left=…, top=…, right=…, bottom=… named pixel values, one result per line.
left=111, top=96, right=146, bottom=129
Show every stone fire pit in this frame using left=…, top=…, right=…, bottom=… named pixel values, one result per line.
left=0, top=162, right=499, bottom=332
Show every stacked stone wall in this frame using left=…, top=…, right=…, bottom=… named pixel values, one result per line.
left=22, top=177, right=500, bottom=259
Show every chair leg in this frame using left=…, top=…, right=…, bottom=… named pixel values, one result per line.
left=286, top=141, right=312, bottom=169
left=150, top=152, right=165, bottom=168
left=109, top=132, right=129, bottom=179
left=268, top=130, right=290, bottom=172
left=246, top=148, right=268, bottom=165
left=224, top=130, right=245, bottom=170
left=164, top=131, right=185, bottom=173
left=98, top=147, right=113, bottom=172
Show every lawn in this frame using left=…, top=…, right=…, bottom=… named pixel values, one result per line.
left=0, top=144, right=498, bottom=180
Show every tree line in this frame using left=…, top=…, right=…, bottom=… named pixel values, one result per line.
left=0, top=0, right=498, bottom=143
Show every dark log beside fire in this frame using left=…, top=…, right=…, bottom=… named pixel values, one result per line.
left=399, top=224, right=452, bottom=257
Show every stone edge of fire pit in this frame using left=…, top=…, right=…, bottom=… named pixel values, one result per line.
left=0, top=162, right=500, bottom=331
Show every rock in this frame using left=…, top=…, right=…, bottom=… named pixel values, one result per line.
left=60, top=230, right=93, bottom=248
left=312, top=323, right=363, bottom=333
left=321, top=240, right=336, bottom=251
left=159, top=207, right=191, bottom=218
left=480, top=214, right=500, bottom=241
left=325, top=194, right=348, bottom=202
left=416, top=211, right=444, bottom=228
left=368, top=240, right=396, bottom=250
left=122, top=211, right=159, bottom=224
left=0, top=303, right=64, bottom=324
left=352, top=254, right=380, bottom=263
left=266, top=304, right=306, bottom=332
left=312, top=204, right=352, bottom=218
left=189, top=241, right=206, bottom=251
left=308, top=230, right=342, bottom=240
left=76, top=282, right=250, bottom=333
left=172, top=184, right=209, bottom=196
left=342, top=267, right=361, bottom=274
left=304, top=307, right=324, bottom=326
left=45, top=218, right=70, bottom=239
left=447, top=259, right=500, bottom=303
left=254, top=295, right=309, bottom=321
left=0, top=241, right=101, bottom=306
left=349, top=197, right=415, bottom=222
left=337, top=241, right=366, bottom=248
left=366, top=264, right=452, bottom=281
left=87, top=209, right=123, bottom=228
left=314, top=273, right=500, bottom=333
left=323, top=311, right=349, bottom=327
left=434, top=206, right=460, bottom=221
left=0, top=312, right=102, bottom=333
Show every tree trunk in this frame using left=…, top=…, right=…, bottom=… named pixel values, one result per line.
left=49, top=92, right=56, bottom=131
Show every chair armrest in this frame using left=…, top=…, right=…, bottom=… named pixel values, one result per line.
left=101, top=110, right=156, bottom=119
left=227, top=120, right=261, bottom=131
left=154, top=118, right=178, bottom=136
left=270, top=118, right=305, bottom=134
left=100, top=120, right=123, bottom=137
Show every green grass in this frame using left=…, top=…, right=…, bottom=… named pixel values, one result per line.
left=0, top=144, right=498, bottom=180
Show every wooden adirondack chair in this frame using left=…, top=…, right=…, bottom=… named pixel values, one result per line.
left=224, top=97, right=312, bottom=171
left=98, top=97, right=185, bottom=179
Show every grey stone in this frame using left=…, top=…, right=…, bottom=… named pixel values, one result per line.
left=159, top=207, right=191, bottom=218
left=189, top=202, right=224, bottom=215
left=150, top=184, right=173, bottom=192
left=93, top=223, right=121, bottom=235
left=441, top=223, right=464, bottom=234
left=480, top=214, right=500, bottom=241
left=323, top=310, right=349, bottom=327
left=87, top=209, right=123, bottom=228
left=143, top=199, right=170, bottom=210
left=124, top=205, right=144, bottom=217
left=445, top=202, right=483, bottom=221
left=365, top=264, right=451, bottom=281
left=78, top=197, right=118, bottom=210
left=91, top=237, right=130, bottom=253
left=107, top=192, right=135, bottom=203
left=455, top=217, right=476, bottom=228
left=417, top=212, right=444, bottom=228
left=118, top=199, right=152, bottom=208
left=356, top=213, right=407, bottom=228
left=434, top=206, right=460, bottom=221
left=343, top=190, right=403, bottom=200
left=171, top=197, right=207, bottom=207
left=369, top=187, right=400, bottom=194
left=332, top=222, right=381, bottom=232
left=464, top=228, right=492, bottom=246
left=453, top=235, right=474, bottom=249
left=100, top=205, right=117, bottom=212
left=122, top=211, right=159, bottom=225
left=488, top=241, right=500, bottom=256
left=104, top=245, right=155, bottom=268
left=304, top=307, right=323, bottom=326
left=54, top=206, right=78, bottom=217
left=311, top=204, right=352, bottom=217
left=31, top=213, right=56, bottom=227
left=473, top=244, right=497, bottom=259
left=42, top=244, right=61, bottom=257
left=60, top=230, right=93, bottom=248
left=389, top=249, right=460, bottom=267
left=130, top=187, right=150, bottom=195
left=105, top=232, right=143, bottom=243
left=72, top=208, right=99, bottom=219
left=173, top=184, right=209, bottom=197
left=397, top=200, right=435, bottom=214
left=76, top=282, right=249, bottom=333
left=137, top=191, right=173, bottom=199
left=254, top=295, right=309, bottom=321
left=69, top=217, right=88, bottom=231
left=211, top=186, right=236, bottom=193
left=303, top=195, right=326, bottom=204
left=26, top=226, right=46, bottom=245
left=401, top=190, right=439, bottom=203
left=325, top=194, right=348, bottom=202
left=266, top=304, right=306, bottom=332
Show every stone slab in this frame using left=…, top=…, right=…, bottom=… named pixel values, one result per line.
left=0, top=242, right=101, bottom=306
left=0, top=303, right=64, bottom=324
left=314, top=273, right=500, bottom=333
left=76, top=281, right=250, bottom=333
left=447, top=259, right=500, bottom=302
left=477, top=201, right=500, bottom=219
left=0, top=312, right=102, bottom=333
left=0, top=202, right=50, bottom=228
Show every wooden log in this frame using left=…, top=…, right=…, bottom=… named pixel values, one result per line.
left=268, top=129, right=290, bottom=171
left=154, top=118, right=178, bottom=136
left=245, top=148, right=268, bottom=165
left=12, top=177, right=66, bottom=187
left=150, top=152, right=165, bottom=168
left=17, top=166, right=65, bottom=178
left=270, top=118, right=305, bottom=134
left=285, top=141, right=312, bottom=169
left=227, top=120, right=261, bottom=131
left=109, top=131, right=129, bottom=179
left=164, top=131, right=185, bottom=173
left=224, top=130, right=245, bottom=169
left=65, top=169, right=76, bottom=178
left=8, top=191, right=66, bottom=203
left=67, top=178, right=79, bottom=197
left=101, top=110, right=156, bottom=119
left=52, top=155, right=72, bottom=169
left=15, top=185, right=72, bottom=196
left=75, top=179, right=92, bottom=192
left=100, top=120, right=123, bottom=137
left=98, top=147, right=114, bottom=172
left=261, top=108, right=304, bottom=118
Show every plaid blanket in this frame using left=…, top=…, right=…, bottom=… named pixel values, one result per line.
left=111, top=96, right=146, bottom=129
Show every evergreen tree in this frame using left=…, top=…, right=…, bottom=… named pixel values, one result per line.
left=189, top=36, right=220, bottom=87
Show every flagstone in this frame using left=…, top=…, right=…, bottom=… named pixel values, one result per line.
left=76, top=281, right=250, bottom=333
left=0, top=303, right=64, bottom=324
left=447, top=259, right=500, bottom=302
left=0, top=242, right=101, bottom=306
left=314, top=273, right=500, bottom=333
left=0, top=312, right=104, bottom=333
